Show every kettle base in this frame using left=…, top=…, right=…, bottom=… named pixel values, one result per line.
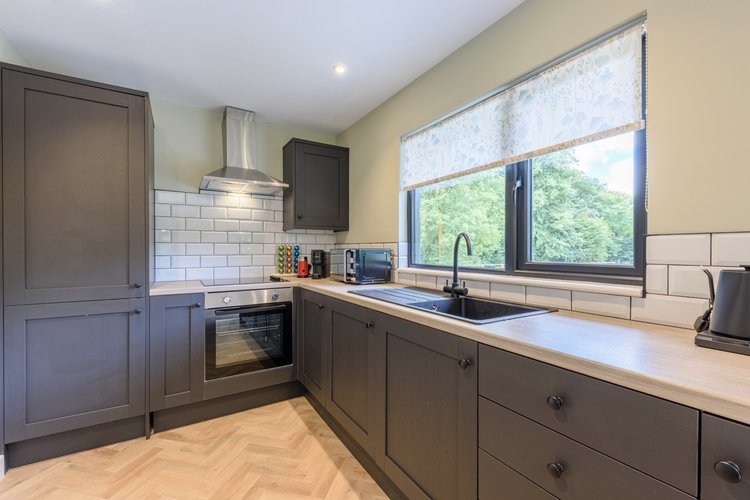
left=695, top=331, right=750, bottom=356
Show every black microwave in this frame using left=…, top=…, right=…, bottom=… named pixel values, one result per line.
left=330, top=248, right=392, bottom=284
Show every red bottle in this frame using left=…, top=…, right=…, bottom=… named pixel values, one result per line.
left=297, top=257, right=310, bottom=278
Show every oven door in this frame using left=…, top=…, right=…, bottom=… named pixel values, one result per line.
left=205, top=302, right=293, bottom=380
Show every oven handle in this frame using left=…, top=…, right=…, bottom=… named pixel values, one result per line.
left=212, top=304, right=289, bottom=316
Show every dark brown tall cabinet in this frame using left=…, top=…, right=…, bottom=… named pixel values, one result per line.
left=1, top=65, right=151, bottom=450
left=283, top=138, right=349, bottom=231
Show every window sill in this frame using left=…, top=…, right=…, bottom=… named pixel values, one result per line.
left=396, top=267, right=644, bottom=298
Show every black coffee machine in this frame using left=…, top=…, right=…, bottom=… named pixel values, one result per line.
left=311, top=249, right=330, bottom=279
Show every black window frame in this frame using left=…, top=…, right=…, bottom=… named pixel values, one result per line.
left=407, top=27, right=647, bottom=286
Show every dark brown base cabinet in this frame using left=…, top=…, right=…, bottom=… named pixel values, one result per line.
left=701, top=413, right=750, bottom=499
left=149, top=294, right=205, bottom=411
left=297, top=289, right=478, bottom=499
left=4, top=300, right=146, bottom=442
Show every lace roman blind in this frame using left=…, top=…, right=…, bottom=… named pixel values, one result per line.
left=400, top=23, right=644, bottom=191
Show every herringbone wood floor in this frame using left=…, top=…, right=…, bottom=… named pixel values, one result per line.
left=0, top=397, right=388, bottom=499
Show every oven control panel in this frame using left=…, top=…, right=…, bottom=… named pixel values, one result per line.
left=205, top=287, right=293, bottom=310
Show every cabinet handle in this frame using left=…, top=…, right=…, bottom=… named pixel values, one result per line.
left=297, top=213, right=303, bottom=219
left=458, top=358, right=471, bottom=369
left=546, top=396, right=565, bottom=411
left=546, top=462, right=564, bottom=478
left=318, top=304, right=326, bottom=310
left=365, top=321, right=375, bottom=329
left=134, top=308, right=143, bottom=314
left=714, top=460, right=742, bottom=483
left=193, top=303, right=202, bottom=309
left=133, top=282, right=143, bottom=289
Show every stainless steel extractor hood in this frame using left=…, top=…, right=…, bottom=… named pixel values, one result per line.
left=200, top=107, right=288, bottom=195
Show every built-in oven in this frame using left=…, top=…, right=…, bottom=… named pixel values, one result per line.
left=204, top=287, right=293, bottom=381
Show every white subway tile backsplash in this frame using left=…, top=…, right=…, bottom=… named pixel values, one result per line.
left=213, top=196, right=241, bottom=208
left=253, top=255, right=274, bottom=266
left=154, top=203, right=171, bottom=216
left=155, top=268, right=185, bottom=281
left=646, top=234, right=710, bottom=265
left=155, top=217, right=185, bottom=230
left=490, top=283, right=525, bottom=303
left=572, top=292, right=630, bottom=319
left=631, top=295, right=708, bottom=329
left=156, top=191, right=185, bottom=205
left=711, top=233, right=750, bottom=266
left=668, top=266, right=718, bottom=299
left=214, top=219, right=240, bottom=232
left=185, top=268, right=213, bottom=280
left=201, top=206, right=226, bottom=219
left=185, top=243, right=214, bottom=255
left=227, top=255, right=253, bottom=267
left=186, top=218, right=213, bottom=231
left=275, top=233, right=296, bottom=244
left=264, top=222, right=283, bottom=233
left=171, top=205, right=200, bottom=218
left=253, top=233, right=275, bottom=244
left=214, top=244, right=240, bottom=255
left=416, top=275, right=437, bottom=289
left=240, top=221, right=263, bottom=232
left=645, top=265, right=668, bottom=295
left=156, top=243, right=185, bottom=256
left=397, top=272, right=416, bottom=286
left=275, top=211, right=284, bottom=222
left=240, top=197, right=264, bottom=209
left=214, top=267, right=240, bottom=280
left=155, top=230, right=171, bottom=243
left=251, top=209, right=275, bottom=221
left=527, top=287, right=571, bottom=310
left=464, top=280, right=490, bottom=298
left=297, top=234, right=317, bottom=244
left=227, top=208, right=253, bottom=219
left=240, top=266, right=264, bottom=278
left=155, top=256, right=170, bottom=268
left=263, top=199, right=283, bottom=211
left=201, top=256, right=227, bottom=267
left=227, top=232, right=254, bottom=243
left=201, top=232, right=228, bottom=243
left=171, top=231, right=201, bottom=243
left=316, top=234, right=336, bottom=245
left=185, top=193, right=213, bottom=206
left=171, top=256, right=200, bottom=268
left=243, top=244, right=265, bottom=254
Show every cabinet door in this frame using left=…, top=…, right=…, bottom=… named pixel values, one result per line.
left=288, top=140, right=348, bottom=230
left=4, top=299, right=146, bottom=442
left=328, top=299, right=381, bottom=454
left=149, top=294, right=205, bottom=411
left=2, top=69, right=146, bottom=305
left=377, top=315, right=477, bottom=500
left=298, top=290, right=329, bottom=402
left=701, top=413, right=750, bottom=499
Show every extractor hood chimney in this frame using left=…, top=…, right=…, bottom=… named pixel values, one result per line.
left=200, top=107, right=288, bottom=195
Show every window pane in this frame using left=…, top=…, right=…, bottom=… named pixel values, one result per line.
left=413, top=168, right=504, bottom=268
left=530, top=132, right=636, bottom=266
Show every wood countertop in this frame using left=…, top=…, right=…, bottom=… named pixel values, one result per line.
left=294, top=279, right=750, bottom=425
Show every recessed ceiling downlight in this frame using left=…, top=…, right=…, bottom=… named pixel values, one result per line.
left=333, top=64, right=347, bottom=75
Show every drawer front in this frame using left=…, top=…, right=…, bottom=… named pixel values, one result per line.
left=478, top=345, right=698, bottom=495
left=701, top=413, right=750, bottom=499
left=479, top=398, right=694, bottom=500
left=479, top=449, right=556, bottom=500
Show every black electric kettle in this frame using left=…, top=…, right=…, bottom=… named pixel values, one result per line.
left=695, top=266, right=750, bottom=339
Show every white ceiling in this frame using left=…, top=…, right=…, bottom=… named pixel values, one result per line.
left=0, top=0, right=524, bottom=133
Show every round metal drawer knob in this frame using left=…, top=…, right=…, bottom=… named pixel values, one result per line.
left=714, top=460, right=742, bottom=483
left=546, top=462, right=564, bottom=478
left=546, top=396, right=565, bottom=411
left=458, top=358, right=471, bottom=369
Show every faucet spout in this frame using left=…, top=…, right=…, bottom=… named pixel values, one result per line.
left=443, top=232, right=473, bottom=297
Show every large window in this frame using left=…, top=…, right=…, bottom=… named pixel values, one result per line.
left=405, top=20, right=646, bottom=283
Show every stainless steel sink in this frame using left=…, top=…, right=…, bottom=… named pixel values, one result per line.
left=348, top=288, right=554, bottom=324
left=408, top=296, right=552, bottom=324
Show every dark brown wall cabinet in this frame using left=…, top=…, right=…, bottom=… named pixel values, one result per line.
left=1, top=65, right=151, bottom=443
left=701, top=413, right=750, bottom=499
left=149, top=294, right=205, bottom=411
left=283, top=138, right=349, bottom=231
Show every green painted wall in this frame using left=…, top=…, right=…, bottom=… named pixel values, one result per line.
left=335, top=0, right=750, bottom=243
